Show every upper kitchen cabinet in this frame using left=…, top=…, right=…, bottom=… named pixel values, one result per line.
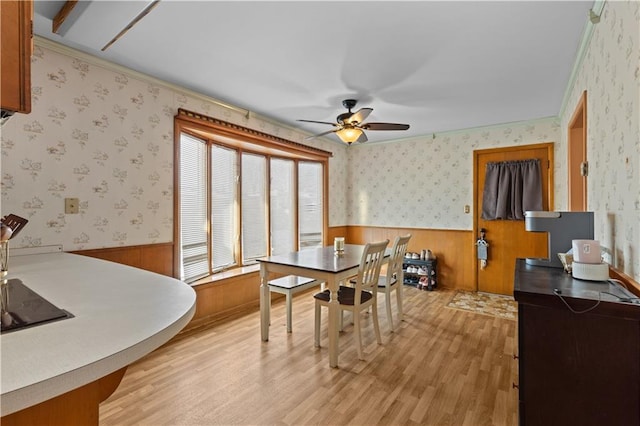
left=1, top=0, right=33, bottom=117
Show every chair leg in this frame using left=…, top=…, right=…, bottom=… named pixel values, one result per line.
left=385, top=291, right=394, bottom=332
left=314, top=302, right=321, bottom=347
left=286, top=292, right=293, bottom=333
left=397, top=285, right=404, bottom=323
left=353, top=309, right=364, bottom=360
left=372, top=301, right=382, bottom=345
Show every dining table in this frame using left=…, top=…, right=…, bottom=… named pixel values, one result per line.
left=258, top=243, right=386, bottom=368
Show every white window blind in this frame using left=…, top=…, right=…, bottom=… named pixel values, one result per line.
left=177, top=126, right=326, bottom=281
left=211, top=145, right=238, bottom=270
left=241, top=153, right=267, bottom=262
left=298, top=161, right=323, bottom=249
left=179, top=134, right=209, bottom=282
left=270, top=158, right=295, bottom=255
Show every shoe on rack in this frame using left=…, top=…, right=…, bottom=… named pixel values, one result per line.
left=411, top=252, right=420, bottom=259
left=418, top=276, right=428, bottom=290
left=418, top=266, right=427, bottom=275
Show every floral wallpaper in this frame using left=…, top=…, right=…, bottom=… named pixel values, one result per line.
left=348, top=0, right=640, bottom=282
left=2, top=0, right=638, bottom=284
left=561, top=0, right=640, bottom=282
left=0, top=41, right=347, bottom=251
left=347, top=119, right=561, bottom=229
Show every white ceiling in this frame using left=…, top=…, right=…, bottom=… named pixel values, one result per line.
left=33, top=1, right=594, bottom=144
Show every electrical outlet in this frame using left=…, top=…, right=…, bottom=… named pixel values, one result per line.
left=464, top=205, right=470, bottom=214
left=65, top=198, right=79, bottom=214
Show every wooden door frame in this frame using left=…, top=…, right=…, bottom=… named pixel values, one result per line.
left=472, top=143, right=555, bottom=290
left=568, top=91, right=587, bottom=211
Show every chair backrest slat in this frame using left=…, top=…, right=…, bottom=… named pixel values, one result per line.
left=387, top=234, right=412, bottom=283
left=353, top=239, right=389, bottom=305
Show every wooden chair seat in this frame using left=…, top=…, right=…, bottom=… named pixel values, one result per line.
left=313, top=286, right=373, bottom=305
left=269, top=275, right=322, bottom=333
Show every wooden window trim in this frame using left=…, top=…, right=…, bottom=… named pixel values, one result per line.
left=173, top=109, right=330, bottom=280
left=176, top=108, right=332, bottom=161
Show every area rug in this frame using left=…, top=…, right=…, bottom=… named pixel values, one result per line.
left=446, top=291, right=518, bottom=320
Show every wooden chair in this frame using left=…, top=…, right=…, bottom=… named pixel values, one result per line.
left=313, top=239, right=389, bottom=360
left=378, top=234, right=411, bottom=332
left=268, top=276, right=323, bottom=333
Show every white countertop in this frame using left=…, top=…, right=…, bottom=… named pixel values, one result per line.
left=0, top=252, right=196, bottom=416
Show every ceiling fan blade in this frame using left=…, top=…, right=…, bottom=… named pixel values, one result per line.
left=297, top=119, right=338, bottom=126
left=356, top=132, right=368, bottom=143
left=304, top=129, right=339, bottom=140
left=346, top=107, right=373, bottom=124
left=362, top=122, right=410, bottom=131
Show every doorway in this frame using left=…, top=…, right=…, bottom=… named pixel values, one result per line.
left=473, top=143, right=554, bottom=295
left=568, top=91, right=587, bottom=211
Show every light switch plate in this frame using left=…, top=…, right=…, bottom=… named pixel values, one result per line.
left=65, top=198, right=79, bottom=214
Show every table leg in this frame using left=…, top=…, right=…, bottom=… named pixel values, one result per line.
left=260, top=264, right=269, bottom=341
left=327, top=277, right=339, bottom=368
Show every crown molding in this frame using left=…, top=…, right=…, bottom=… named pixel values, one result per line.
left=350, top=116, right=560, bottom=148
left=558, top=0, right=607, bottom=118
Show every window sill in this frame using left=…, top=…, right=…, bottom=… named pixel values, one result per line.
left=191, top=264, right=260, bottom=287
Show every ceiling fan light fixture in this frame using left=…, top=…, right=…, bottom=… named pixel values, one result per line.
left=336, top=127, right=363, bottom=144
left=298, top=99, right=409, bottom=144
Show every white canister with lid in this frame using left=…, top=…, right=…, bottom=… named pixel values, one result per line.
left=572, top=240, right=601, bottom=264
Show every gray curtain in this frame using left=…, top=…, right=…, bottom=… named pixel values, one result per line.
left=481, top=159, right=543, bottom=220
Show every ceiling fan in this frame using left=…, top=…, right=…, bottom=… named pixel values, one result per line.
left=298, top=99, right=410, bottom=144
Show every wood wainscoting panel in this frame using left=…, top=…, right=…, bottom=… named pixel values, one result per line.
left=326, top=226, right=349, bottom=244
left=72, top=233, right=477, bottom=333
left=73, top=243, right=173, bottom=277
left=344, top=226, right=475, bottom=291
left=187, top=271, right=261, bottom=330
left=73, top=243, right=262, bottom=332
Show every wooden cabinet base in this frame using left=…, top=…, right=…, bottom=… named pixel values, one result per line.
left=1, top=367, right=127, bottom=426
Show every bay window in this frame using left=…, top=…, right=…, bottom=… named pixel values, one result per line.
left=174, top=109, right=330, bottom=283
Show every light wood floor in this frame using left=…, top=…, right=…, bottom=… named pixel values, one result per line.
left=100, top=287, right=518, bottom=425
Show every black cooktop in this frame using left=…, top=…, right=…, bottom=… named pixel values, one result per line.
left=1, top=278, right=73, bottom=334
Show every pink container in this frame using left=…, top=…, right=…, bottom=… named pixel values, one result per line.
left=572, top=240, right=601, bottom=264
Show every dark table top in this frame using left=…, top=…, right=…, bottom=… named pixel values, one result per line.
left=257, top=244, right=400, bottom=273
left=257, top=244, right=369, bottom=273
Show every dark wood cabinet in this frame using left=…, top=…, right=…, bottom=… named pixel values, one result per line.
left=1, top=0, right=33, bottom=117
left=514, top=259, right=640, bottom=426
